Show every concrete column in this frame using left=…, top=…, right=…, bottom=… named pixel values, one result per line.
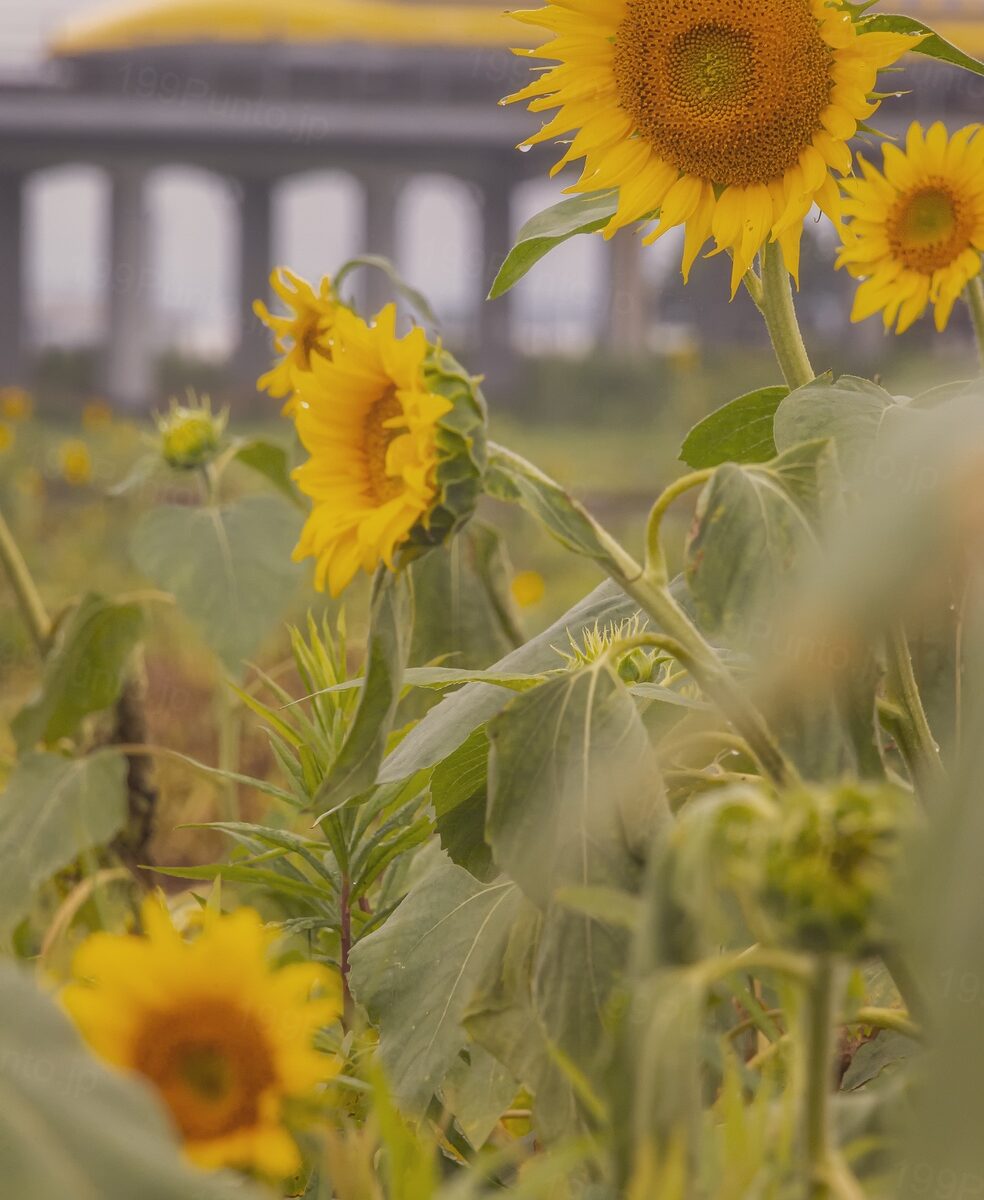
left=477, top=170, right=514, bottom=386
left=360, top=170, right=405, bottom=316
left=235, top=175, right=275, bottom=394
left=604, top=230, right=647, bottom=353
left=104, top=167, right=153, bottom=407
left=0, top=173, right=25, bottom=384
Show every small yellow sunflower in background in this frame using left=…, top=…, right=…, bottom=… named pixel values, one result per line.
left=0, top=385, right=33, bottom=422
left=511, top=569, right=546, bottom=608
left=506, top=0, right=923, bottom=292
left=837, top=122, right=984, bottom=334
left=292, top=303, right=486, bottom=595
left=82, top=398, right=114, bottom=431
left=58, top=439, right=93, bottom=486
left=0, top=422, right=14, bottom=454
left=254, top=269, right=338, bottom=408
left=63, top=900, right=340, bottom=1178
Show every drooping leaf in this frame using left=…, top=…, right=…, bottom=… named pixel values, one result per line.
left=862, top=13, right=984, bottom=77
left=430, top=727, right=494, bottom=881
left=0, top=752, right=127, bottom=939
left=130, top=495, right=304, bottom=674
left=349, top=854, right=524, bottom=1116
left=840, top=1030, right=919, bottom=1092
left=12, top=594, right=144, bottom=751
left=773, top=375, right=910, bottom=469
left=0, top=962, right=264, bottom=1199
left=314, top=570, right=411, bottom=818
left=377, top=579, right=651, bottom=784
left=679, top=386, right=788, bottom=469
left=441, top=1045, right=518, bottom=1149
left=409, top=522, right=522, bottom=671
left=489, top=191, right=619, bottom=299
left=232, top=438, right=302, bottom=507
left=685, top=464, right=813, bottom=644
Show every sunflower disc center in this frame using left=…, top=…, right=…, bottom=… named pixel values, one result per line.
left=889, top=184, right=972, bottom=273
left=613, top=0, right=834, bottom=189
left=363, top=387, right=406, bottom=505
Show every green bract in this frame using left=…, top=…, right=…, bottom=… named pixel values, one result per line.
left=155, top=395, right=227, bottom=470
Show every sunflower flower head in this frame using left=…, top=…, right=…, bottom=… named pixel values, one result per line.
left=63, top=899, right=341, bottom=1179
left=0, top=385, right=33, bottom=422
left=506, top=0, right=924, bottom=293
left=255, top=269, right=339, bottom=410
left=155, top=394, right=227, bottom=470
left=291, top=303, right=486, bottom=596
left=59, top=439, right=93, bottom=487
left=837, top=121, right=984, bottom=334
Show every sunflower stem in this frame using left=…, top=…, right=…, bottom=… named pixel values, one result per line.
left=0, top=505, right=50, bottom=654
left=966, top=276, right=984, bottom=372
left=803, top=956, right=840, bottom=1200
left=886, top=621, right=946, bottom=803
left=754, top=242, right=815, bottom=391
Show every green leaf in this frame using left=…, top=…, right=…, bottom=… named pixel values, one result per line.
left=12, top=594, right=144, bottom=751
left=232, top=439, right=302, bottom=507
left=431, top=728, right=494, bottom=881
left=349, top=855, right=524, bottom=1116
left=334, top=254, right=439, bottom=325
left=840, top=1030, right=918, bottom=1091
left=862, top=13, right=984, bottom=77
left=0, top=962, right=264, bottom=1199
left=489, top=191, right=619, bottom=300
left=773, top=375, right=908, bottom=466
left=487, top=662, right=667, bottom=906
left=0, top=753, right=127, bottom=940
left=686, top=464, right=813, bottom=644
left=377, top=580, right=651, bottom=784
left=486, top=443, right=622, bottom=571
left=767, top=438, right=841, bottom=524
left=297, top=665, right=546, bottom=698
left=314, top=570, right=411, bottom=818
left=409, top=522, right=522, bottom=671
left=130, top=495, right=304, bottom=674
left=441, top=1046, right=518, bottom=1149
left=679, top=386, right=788, bottom=469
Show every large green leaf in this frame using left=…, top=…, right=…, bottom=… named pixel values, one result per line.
left=862, top=13, right=984, bottom=76
left=679, top=386, right=788, bottom=469
left=349, top=854, right=524, bottom=1116
left=0, top=753, right=127, bottom=939
left=489, top=191, right=619, bottom=299
left=773, top=375, right=910, bottom=467
left=441, top=1045, right=518, bottom=1149
left=232, top=438, right=302, bottom=507
left=377, top=580, right=641, bottom=784
left=430, top=727, right=495, bottom=881
left=12, top=594, right=144, bottom=751
left=685, top=464, right=814, bottom=644
left=409, top=522, right=522, bottom=671
left=0, top=963, right=263, bottom=1199
left=486, top=662, right=666, bottom=906
left=130, top=495, right=304, bottom=674
left=314, top=570, right=411, bottom=818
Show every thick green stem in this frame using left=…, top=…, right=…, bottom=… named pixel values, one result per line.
left=804, top=957, right=839, bottom=1200
left=967, top=276, right=984, bottom=372
left=886, top=623, right=946, bottom=802
left=753, top=243, right=815, bottom=391
left=0, top=506, right=50, bottom=653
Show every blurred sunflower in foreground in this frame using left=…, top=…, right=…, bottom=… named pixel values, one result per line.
left=506, top=0, right=923, bottom=291
left=838, top=122, right=984, bottom=333
left=63, top=900, right=340, bottom=1178
left=289, top=302, right=486, bottom=595
left=254, top=268, right=338, bottom=408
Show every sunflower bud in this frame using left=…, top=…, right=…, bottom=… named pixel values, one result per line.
left=156, top=395, right=227, bottom=471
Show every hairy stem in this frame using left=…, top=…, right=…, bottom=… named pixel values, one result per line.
left=804, top=957, right=839, bottom=1200
left=752, top=243, right=815, bottom=391
left=886, top=622, right=946, bottom=802
left=0, top=506, right=50, bottom=653
left=967, top=276, right=984, bottom=372
left=645, top=469, right=713, bottom=582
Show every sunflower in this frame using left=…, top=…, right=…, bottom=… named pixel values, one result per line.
left=506, top=0, right=924, bottom=293
left=837, top=122, right=984, bottom=334
left=63, top=900, right=340, bottom=1178
left=291, top=303, right=486, bottom=595
left=254, top=269, right=338, bottom=408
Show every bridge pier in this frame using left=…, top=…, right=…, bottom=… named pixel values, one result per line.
left=234, top=175, right=275, bottom=396
left=104, top=166, right=153, bottom=407
left=605, top=231, right=647, bottom=353
left=476, top=168, right=514, bottom=387
left=0, top=173, right=26, bottom=385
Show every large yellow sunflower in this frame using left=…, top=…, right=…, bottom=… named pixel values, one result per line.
left=63, top=900, right=340, bottom=1178
left=291, top=304, right=457, bottom=595
left=837, top=122, right=984, bottom=334
left=506, top=0, right=924, bottom=292
left=254, top=268, right=338, bottom=407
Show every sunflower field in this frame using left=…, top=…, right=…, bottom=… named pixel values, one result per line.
left=1, top=1, right=984, bottom=1197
